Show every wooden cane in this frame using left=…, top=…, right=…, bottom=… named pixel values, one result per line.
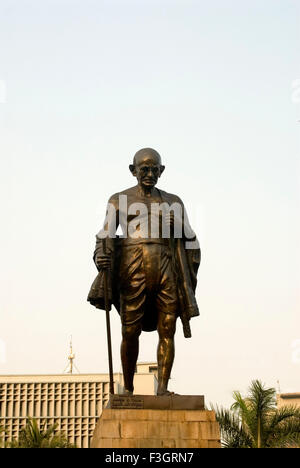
left=103, top=237, right=114, bottom=395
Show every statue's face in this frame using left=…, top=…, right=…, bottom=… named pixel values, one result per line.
left=134, top=156, right=162, bottom=189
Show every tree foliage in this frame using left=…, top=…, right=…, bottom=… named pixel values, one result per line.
left=213, top=380, right=300, bottom=448
left=8, top=418, right=76, bottom=449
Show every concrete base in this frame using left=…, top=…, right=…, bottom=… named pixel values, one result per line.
left=91, top=406, right=221, bottom=448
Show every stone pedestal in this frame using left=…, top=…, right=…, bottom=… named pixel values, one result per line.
left=91, top=395, right=221, bottom=448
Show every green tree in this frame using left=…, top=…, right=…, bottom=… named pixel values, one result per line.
left=8, top=418, right=76, bottom=448
left=214, top=380, right=300, bottom=448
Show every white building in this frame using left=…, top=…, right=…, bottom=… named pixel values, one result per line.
left=0, top=362, right=158, bottom=448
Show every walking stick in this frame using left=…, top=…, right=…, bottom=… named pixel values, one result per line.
left=103, top=237, right=114, bottom=395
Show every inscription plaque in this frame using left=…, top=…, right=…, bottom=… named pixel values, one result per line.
left=110, top=396, right=144, bottom=409
left=107, top=394, right=205, bottom=410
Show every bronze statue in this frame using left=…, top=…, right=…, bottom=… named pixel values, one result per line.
left=88, top=148, right=200, bottom=395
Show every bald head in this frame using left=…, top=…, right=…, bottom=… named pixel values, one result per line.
left=129, top=148, right=165, bottom=190
left=133, top=148, right=162, bottom=166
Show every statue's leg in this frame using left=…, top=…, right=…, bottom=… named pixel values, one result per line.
left=119, top=245, right=145, bottom=394
left=157, top=313, right=177, bottom=395
left=121, top=323, right=142, bottom=393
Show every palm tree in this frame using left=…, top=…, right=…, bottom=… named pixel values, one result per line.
left=213, top=380, right=300, bottom=448
left=9, top=418, right=75, bottom=448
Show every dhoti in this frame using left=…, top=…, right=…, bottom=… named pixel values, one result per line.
left=119, top=240, right=178, bottom=332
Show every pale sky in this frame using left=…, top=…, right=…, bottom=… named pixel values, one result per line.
left=0, top=0, right=299, bottom=407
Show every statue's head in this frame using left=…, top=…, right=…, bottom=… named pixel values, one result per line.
left=129, top=148, right=165, bottom=189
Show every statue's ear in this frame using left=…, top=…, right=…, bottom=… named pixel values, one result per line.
left=159, top=165, right=165, bottom=176
left=129, top=164, right=136, bottom=176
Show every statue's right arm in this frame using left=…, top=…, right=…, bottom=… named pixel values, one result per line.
left=94, top=194, right=120, bottom=270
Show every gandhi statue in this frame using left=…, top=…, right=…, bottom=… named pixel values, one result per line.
left=88, top=148, right=200, bottom=395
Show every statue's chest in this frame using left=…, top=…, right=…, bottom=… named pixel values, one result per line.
left=121, top=194, right=169, bottom=236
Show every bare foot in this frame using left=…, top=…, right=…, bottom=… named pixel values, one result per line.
left=123, top=389, right=133, bottom=396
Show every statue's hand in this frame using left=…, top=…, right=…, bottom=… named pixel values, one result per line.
left=164, top=213, right=175, bottom=229
left=164, top=212, right=183, bottom=237
left=96, top=254, right=111, bottom=270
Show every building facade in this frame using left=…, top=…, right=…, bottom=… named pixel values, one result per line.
left=277, top=393, right=300, bottom=409
left=0, top=362, right=157, bottom=448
